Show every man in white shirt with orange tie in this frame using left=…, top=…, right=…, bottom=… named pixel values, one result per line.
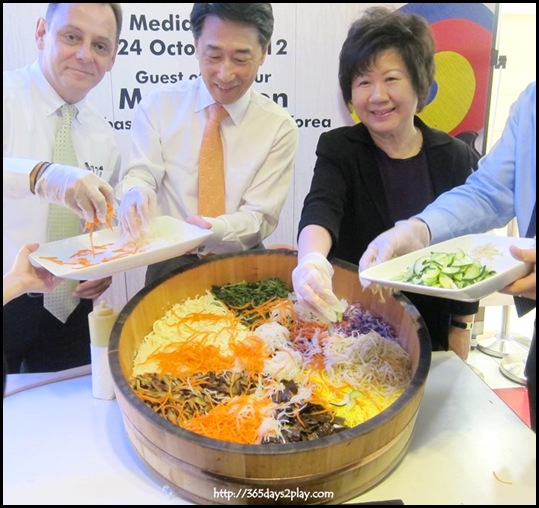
left=117, top=3, right=299, bottom=285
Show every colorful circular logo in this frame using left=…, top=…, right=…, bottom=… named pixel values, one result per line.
left=399, top=3, right=495, bottom=136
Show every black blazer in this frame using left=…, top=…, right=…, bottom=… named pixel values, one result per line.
left=298, top=116, right=479, bottom=350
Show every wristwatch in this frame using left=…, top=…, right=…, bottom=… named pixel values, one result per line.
left=450, top=319, right=474, bottom=331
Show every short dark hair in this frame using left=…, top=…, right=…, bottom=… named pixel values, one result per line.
left=190, top=3, right=274, bottom=48
left=46, top=3, right=123, bottom=42
left=339, top=6, right=435, bottom=112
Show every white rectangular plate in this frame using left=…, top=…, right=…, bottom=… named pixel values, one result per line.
left=29, top=216, right=212, bottom=281
left=360, top=234, right=535, bottom=302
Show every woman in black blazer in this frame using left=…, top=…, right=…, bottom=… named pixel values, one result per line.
left=293, top=6, right=478, bottom=359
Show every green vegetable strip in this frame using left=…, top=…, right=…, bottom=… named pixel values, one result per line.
left=211, top=278, right=291, bottom=326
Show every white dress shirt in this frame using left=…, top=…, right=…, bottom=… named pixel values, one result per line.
left=117, top=76, right=299, bottom=254
left=3, top=61, right=121, bottom=275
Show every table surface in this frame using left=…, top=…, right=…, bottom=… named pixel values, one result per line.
left=3, top=352, right=536, bottom=505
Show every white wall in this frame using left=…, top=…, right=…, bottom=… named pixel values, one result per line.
left=486, top=3, right=536, bottom=148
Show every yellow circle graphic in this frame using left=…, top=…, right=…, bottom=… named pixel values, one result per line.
left=419, top=51, right=475, bottom=132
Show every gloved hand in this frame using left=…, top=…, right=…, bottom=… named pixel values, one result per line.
left=292, top=252, right=346, bottom=323
left=118, top=186, right=157, bottom=240
left=359, top=219, right=431, bottom=287
left=35, top=163, right=114, bottom=223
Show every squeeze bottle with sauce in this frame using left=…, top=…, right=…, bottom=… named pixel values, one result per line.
left=88, top=301, right=118, bottom=400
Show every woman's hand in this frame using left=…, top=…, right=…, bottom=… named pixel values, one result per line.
left=3, top=244, right=61, bottom=305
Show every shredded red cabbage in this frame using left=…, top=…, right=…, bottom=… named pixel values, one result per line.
left=334, top=302, right=399, bottom=343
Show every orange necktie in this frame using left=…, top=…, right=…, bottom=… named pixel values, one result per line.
left=198, top=103, right=229, bottom=217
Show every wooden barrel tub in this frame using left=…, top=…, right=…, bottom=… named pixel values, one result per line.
left=108, top=250, right=431, bottom=505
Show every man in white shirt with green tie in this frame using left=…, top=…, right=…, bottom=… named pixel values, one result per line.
left=3, top=3, right=122, bottom=373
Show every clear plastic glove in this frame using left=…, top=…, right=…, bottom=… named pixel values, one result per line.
left=359, top=219, right=430, bottom=288
left=119, top=186, right=157, bottom=240
left=35, top=163, right=114, bottom=223
left=292, top=252, right=346, bottom=323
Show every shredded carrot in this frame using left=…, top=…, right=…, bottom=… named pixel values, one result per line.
left=182, top=395, right=274, bottom=444
left=229, top=335, right=268, bottom=373
left=39, top=241, right=139, bottom=270
left=229, top=296, right=292, bottom=329
left=84, top=200, right=115, bottom=255
left=149, top=341, right=233, bottom=378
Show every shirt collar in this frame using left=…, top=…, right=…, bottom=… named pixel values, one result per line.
left=195, top=76, right=251, bottom=125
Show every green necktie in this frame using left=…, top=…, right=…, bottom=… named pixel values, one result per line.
left=44, top=104, right=82, bottom=323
